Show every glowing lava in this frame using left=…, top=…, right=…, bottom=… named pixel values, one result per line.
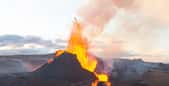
left=55, top=50, right=64, bottom=57
left=66, top=19, right=97, bottom=72
left=47, top=50, right=64, bottom=64
left=66, top=19, right=111, bottom=85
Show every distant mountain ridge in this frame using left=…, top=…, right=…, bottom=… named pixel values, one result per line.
left=0, top=54, right=168, bottom=86
left=112, top=59, right=169, bottom=80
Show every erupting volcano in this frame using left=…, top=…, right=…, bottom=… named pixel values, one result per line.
left=67, top=19, right=111, bottom=85
left=45, top=19, right=112, bottom=86
left=66, top=19, right=111, bottom=86
left=1, top=0, right=169, bottom=86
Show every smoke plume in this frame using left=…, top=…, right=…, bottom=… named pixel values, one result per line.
left=76, top=0, right=169, bottom=57
left=75, top=0, right=169, bottom=66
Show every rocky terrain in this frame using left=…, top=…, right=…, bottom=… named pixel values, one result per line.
left=0, top=54, right=168, bottom=86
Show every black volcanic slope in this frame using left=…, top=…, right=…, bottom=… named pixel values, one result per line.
left=0, top=52, right=97, bottom=86
left=33, top=51, right=97, bottom=82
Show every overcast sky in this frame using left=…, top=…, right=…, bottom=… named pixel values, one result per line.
left=0, top=0, right=169, bottom=63
left=0, top=0, right=84, bottom=55
left=0, top=0, right=84, bottom=40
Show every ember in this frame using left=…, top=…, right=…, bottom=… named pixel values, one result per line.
left=92, top=80, right=111, bottom=86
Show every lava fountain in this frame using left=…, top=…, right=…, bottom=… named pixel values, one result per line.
left=65, top=19, right=111, bottom=86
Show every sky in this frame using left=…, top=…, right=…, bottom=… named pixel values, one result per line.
left=0, top=0, right=84, bottom=40
left=0, top=0, right=169, bottom=63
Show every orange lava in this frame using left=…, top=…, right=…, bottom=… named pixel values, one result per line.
left=55, top=50, right=64, bottom=57
left=66, top=19, right=97, bottom=72
left=91, top=80, right=111, bottom=86
left=66, top=19, right=110, bottom=85
left=47, top=58, right=54, bottom=64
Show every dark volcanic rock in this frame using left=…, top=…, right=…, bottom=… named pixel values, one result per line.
left=33, top=51, right=97, bottom=83
left=0, top=52, right=97, bottom=86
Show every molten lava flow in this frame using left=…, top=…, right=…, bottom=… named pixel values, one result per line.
left=91, top=80, right=111, bottom=86
left=95, top=73, right=108, bottom=82
left=66, top=19, right=110, bottom=85
left=48, top=50, right=64, bottom=64
left=47, top=58, right=54, bottom=64
left=92, top=73, right=111, bottom=86
left=55, top=50, right=64, bottom=57
left=66, top=19, right=97, bottom=72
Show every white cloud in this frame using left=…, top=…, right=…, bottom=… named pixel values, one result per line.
left=0, top=35, right=66, bottom=55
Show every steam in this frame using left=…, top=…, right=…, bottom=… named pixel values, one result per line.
left=77, top=0, right=135, bottom=26
left=76, top=0, right=136, bottom=57
left=78, top=0, right=114, bottom=28
left=76, top=0, right=169, bottom=57
left=77, top=0, right=135, bottom=33
left=75, top=0, right=137, bottom=73
left=135, top=0, right=169, bottom=24
left=75, top=0, right=169, bottom=72
left=109, top=12, right=167, bottom=55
